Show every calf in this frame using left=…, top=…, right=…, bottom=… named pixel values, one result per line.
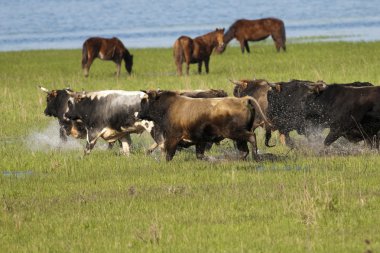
left=138, top=90, right=269, bottom=161
left=64, top=90, right=153, bottom=155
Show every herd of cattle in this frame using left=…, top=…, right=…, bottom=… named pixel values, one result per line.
left=39, top=78, right=380, bottom=161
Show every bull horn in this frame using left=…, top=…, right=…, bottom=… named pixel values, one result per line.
left=268, top=82, right=278, bottom=88
left=65, top=89, right=75, bottom=96
left=229, top=79, right=244, bottom=85
left=38, top=85, right=50, bottom=93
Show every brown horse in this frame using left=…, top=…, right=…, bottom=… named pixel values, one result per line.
left=82, top=37, right=133, bottom=77
left=173, top=28, right=225, bottom=76
left=221, top=18, right=286, bottom=53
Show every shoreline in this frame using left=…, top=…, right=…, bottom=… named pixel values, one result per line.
left=1, top=37, right=380, bottom=53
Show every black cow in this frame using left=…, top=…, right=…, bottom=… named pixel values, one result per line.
left=305, top=83, right=380, bottom=147
left=39, top=86, right=86, bottom=141
left=137, top=90, right=269, bottom=161
left=64, top=90, right=153, bottom=155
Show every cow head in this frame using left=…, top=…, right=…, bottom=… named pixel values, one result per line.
left=137, top=90, right=161, bottom=121
left=304, top=80, right=327, bottom=94
left=64, top=90, right=87, bottom=121
left=39, top=85, right=73, bottom=118
left=230, top=79, right=271, bottom=97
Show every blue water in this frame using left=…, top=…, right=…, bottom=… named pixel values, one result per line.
left=1, top=0, right=380, bottom=51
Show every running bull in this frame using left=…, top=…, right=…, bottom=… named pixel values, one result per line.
left=137, top=90, right=269, bottom=161
left=64, top=90, right=153, bottom=155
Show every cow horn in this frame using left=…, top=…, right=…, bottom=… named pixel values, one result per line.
left=229, top=79, right=244, bottom=86
left=268, top=82, right=277, bottom=88
left=65, top=89, right=75, bottom=96
left=39, top=85, right=50, bottom=93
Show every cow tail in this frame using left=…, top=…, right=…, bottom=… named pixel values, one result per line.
left=82, top=42, right=88, bottom=68
left=247, top=97, right=271, bottom=127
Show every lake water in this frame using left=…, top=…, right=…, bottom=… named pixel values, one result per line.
left=1, top=0, right=380, bottom=51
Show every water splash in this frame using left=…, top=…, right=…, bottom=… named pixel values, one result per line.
left=25, top=120, right=82, bottom=152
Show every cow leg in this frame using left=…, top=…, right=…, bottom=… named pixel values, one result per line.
left=204, top=57, right=210, bottom=74
left=164, top=138, right=180, bottom=161
left=85, top=131, right=99, bottom=155
left=84, top=128, right=106, bottom=155
left=283, top=132, right=295, bottom=148
left=324, top=129, right=341, bottom=146
left=195, top=143, right=207, bottom=160
left=59, top=125, right=68, bottom=142
left=120, top=134, right=132, bottom=156
left=248, top=133, right=259, bottom=160
left=244, top=40, right=250, bottom=53
left=236, top=140, right=249, bottom=160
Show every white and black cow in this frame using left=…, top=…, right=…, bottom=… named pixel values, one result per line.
left=39, top=86, right=87, bottom=141
left=64, top=90, right=153, bottom=155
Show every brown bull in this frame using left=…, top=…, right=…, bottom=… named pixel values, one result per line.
left=137, top=90, right=269, bottom=161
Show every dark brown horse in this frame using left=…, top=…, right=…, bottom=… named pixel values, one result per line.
left=221, top=18, right=286, bottom=53
left=173, top=28, right=225, bottom=76
left=82, top=37, right=133, bottom=77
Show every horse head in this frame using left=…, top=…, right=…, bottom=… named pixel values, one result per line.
left=214, top=28, right=225, bottom=53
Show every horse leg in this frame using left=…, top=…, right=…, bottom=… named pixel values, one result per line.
left=176, top=62, right=183, bottom=76
left=186, top=63, right=190, bottom=75
left=244, top=40, right=250, bottom=53
left=197, top=61, right=202, bottom=74
left=83, top=57, right=94, bottom=77
left=239, top=39, right=245, bottom=53
left=205, top=57, right=210, bottom=74
left=115, top=62, right=121, bottom=77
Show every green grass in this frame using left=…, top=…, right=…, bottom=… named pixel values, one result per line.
left=1, top=41, right=380, bottom=252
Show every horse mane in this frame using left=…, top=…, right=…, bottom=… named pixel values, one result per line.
left=223, top=22, right=237, bottom=44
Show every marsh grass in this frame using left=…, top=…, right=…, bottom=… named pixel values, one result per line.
left=1, top=41, right=380, bottom=252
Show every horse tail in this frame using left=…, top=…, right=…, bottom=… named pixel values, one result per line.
left=280, top=20, right=286, bottom=51
left=123, top=48, right=133, bottom=74
left=82, top=41, right=88, bottom=68
left=173, top=38, right=184, bottom=68
left=220, top=22, right=236, bottom=53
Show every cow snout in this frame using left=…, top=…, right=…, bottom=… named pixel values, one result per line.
left=44, top=109, right=52, bottom=116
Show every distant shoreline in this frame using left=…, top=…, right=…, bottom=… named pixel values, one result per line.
left=1, top=36, right=379, bottom=53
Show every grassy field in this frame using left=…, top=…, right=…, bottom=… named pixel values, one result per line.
left=1, top=41, right=380, bottom=252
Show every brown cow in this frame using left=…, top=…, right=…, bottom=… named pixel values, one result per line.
left=146, top=89, right=228, bottom=154
left=221, top=18, right=286, bottom=53
left=137, top=90, right=269, bottom=161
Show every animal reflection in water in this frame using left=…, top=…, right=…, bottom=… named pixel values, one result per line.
left=173, top=28, right=225, bottom=76
left=81, top=37, right=133, bottom=77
